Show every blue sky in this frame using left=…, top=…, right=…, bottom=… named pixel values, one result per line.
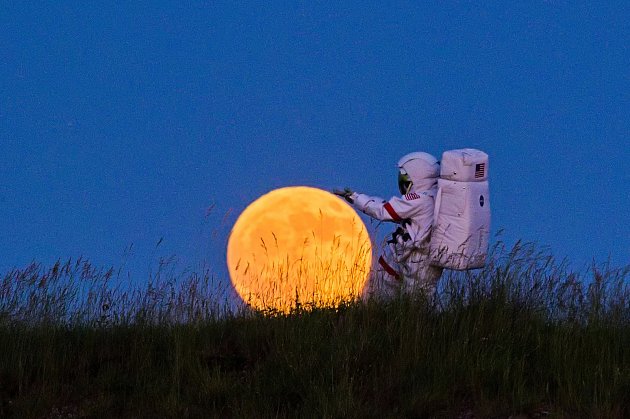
left=1, top=2, right=628, bottom=283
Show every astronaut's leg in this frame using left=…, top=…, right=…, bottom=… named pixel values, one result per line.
left=363, top=246, right=402, bottom=301
left=401, top=258, right=444, bottom=298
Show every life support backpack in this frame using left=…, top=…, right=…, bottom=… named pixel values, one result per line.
left=429, top=149, right=491, bottom=270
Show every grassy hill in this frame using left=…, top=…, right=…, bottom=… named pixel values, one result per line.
left=1, top=242, right=628, bottom=418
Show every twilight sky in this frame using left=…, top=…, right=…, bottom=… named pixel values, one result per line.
left=1, top=2, right=628, bottom=283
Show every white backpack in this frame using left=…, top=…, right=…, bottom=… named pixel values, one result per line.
left=430, top=149, right=491, bottom=270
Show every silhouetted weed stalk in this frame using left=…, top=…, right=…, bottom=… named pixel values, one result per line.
left=234, top=225, right=372, bottom=314
left=0, top=239, right=628, bottom=418
left=0, top=257, right=232, bottom=326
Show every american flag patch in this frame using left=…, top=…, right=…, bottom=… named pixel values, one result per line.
left=475, top=163, right=485, bottom=179
left=405, top=192, right=421, bottom=200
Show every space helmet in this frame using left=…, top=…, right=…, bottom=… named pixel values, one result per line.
left=397, top=152, right=440, bottom=194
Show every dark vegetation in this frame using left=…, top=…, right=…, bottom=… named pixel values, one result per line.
left=0, top=241, right=628, bottom=418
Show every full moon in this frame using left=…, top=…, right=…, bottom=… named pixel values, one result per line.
left=227, top=186, right=372, bottom=313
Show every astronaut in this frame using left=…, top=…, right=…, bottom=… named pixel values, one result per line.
left=334, top=152, right=444, bottom=299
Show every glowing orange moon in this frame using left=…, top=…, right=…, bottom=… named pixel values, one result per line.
left=227, top=186, right=372, bottom=313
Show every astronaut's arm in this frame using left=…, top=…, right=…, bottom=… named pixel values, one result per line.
left=351, top=193, right=416, bottom=223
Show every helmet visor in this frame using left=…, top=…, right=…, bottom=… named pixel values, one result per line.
left=398, top=171, right=412, bottom=195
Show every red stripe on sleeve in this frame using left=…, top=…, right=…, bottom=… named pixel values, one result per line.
left=378, top=256, right=401, bottom=281
left=383, top=202, right=402, bottom=222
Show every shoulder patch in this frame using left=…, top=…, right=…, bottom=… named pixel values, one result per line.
left=404, top=192, right=422, bottom=200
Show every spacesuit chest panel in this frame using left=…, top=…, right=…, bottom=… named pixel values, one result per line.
left=387, top=194, right=435, bottom=248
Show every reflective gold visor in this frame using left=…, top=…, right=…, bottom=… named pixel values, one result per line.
left=398, top=171, right=412, bottom=195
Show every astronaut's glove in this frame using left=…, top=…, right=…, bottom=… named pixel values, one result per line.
left=333, top=187, right=355, bottom=204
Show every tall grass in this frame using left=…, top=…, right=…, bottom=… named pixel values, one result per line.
left=229, top=209, right=373, bottom=314
left=0, top=241, right=628, bottom=418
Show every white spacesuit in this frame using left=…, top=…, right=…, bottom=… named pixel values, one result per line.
left=335, top=152, right=444, bottom=299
